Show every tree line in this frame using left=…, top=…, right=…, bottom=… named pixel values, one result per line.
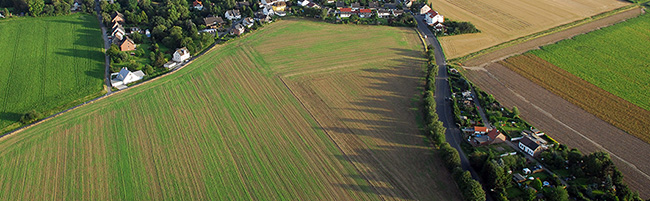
left=422, top=45, right=486, bottom=201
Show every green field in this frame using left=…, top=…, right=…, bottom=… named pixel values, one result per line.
left=0, top=14, right=105, bottom=132
left=0, top=20, right=440, bottom=200
left=531, top=13, right=650, bottom=111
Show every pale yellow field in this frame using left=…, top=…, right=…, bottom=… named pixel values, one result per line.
left=429, top=0, right=630, bottom=59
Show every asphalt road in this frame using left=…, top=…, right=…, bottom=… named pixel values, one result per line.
left=414, top=14, right=493, bottom=201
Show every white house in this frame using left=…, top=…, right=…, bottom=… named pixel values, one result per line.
left=173, top=47, right=191, bottom=62
left=339, top=8, right=351, bottom=18
left=419, top=5, right=431, bottom=15
left=263, top=5, right=275, bottom=16
left=377, top=9, right=390, bottom=18
left=426, top=10, right=444, bottom=26
left=298, top=0, right=310, bottom=6
left=225, top=10, right=242, bottom=20
left=261, top=0, right=276, bottom=5
left=111, top=67, right=145, bottom=86
left=242, top=17, right=255, bottom=28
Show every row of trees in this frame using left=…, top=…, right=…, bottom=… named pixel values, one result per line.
left=422, top=46, right=485, bottom=201
left=5, top=0, right=95, bottom=17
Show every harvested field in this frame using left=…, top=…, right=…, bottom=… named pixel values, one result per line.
left=428, top=0, right=630, bottom=59
left=0, top=14, right=105, bottom=132
left=463, top=64, right=650, bottom=198
left=500, top=54, right=650, bottom=144
left=0, top=19, right=459, bottom=200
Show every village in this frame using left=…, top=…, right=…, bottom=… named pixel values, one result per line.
left=101, top=0, right=448, bottom=90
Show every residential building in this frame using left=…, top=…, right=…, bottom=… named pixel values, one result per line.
left=358, top=9, right=372, bottom=18
left=242, top=17, right=255, bottom=28
left=426, top=10, right=444, bottom=31
left=203, top=16, right=224, bottom=28
left=351, top=2, right=361, bottom=10
left=518, top=134, right=547, bottom=157
left=193, top=0, right=203, bottom=10
left=255, top=12, right=272, bottom=23
left=298, top=0, right=310, bottom=7
left=225, top=9, right=242, bottom=20
left=392, top=9, right=404, bottom=16
left=173, top=47, right=191, bottom=62
left=111, top=67, right=144, bottom=86
left=368, top=1, right=378, bottom=10
left=419, top=5, right=431, bottom=15
left=306, top=2, right=320, bottom=9
left=111, top=25, right=126, bottom=41
left=261, top=0, right=277, bottom=5
left=111, top=11, right=125, bottom=24
left=339, top=8, right=352, bottom=18
left=263, top=5, right=275, bottom=15
left=273, top=1, right=286, bottom=11
left=230, top=24, right=245, bottom=36
left=236, top=1, right=250, bottom=9
left=336, top=1, right=345, bottom=9
left=115, top=36, right=136, bottom=51
left=377, top=9, right=390, bottom=18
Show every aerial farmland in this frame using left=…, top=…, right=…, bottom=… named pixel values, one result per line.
left=0, top=14, right=105, bottom=133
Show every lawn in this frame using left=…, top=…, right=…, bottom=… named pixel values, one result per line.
left=0, top=19, right=457, bottom=200
left=0, top=13, right=105, bottom=133
left=531, top=13, right=650, bottom=111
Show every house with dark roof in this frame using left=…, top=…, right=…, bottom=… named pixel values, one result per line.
left=236, top=1, right=250, bottom=9
left=111, top=25, right=126, bottom=41
left=336, top=1, right=345, bottom=9
left=513, top=173, right=526, bottom=183
left=368, top=1, right=379, bottom=10
left=255, top=12, right=272, bottom=23
left=351, top=2, right=361, bottom=10
left=225, top=10, right=242, bottom=20
left=203, top=16, right=224, bottom=28
left=471, top=129, right=506, bottom=146
left=518, top=136, right=546, bottom=156
left=111, top=67, right=144, bottom=87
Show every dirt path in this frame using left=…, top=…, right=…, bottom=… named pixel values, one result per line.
left=464, top=64, right=650, bottom=199
left=461, top=7, right=642, bottom=67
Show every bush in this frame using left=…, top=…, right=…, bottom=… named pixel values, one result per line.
left=20, top=110, right=42, bottom=124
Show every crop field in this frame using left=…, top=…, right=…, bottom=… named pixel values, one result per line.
left=428, top=0, right=629, bottom=59
left=0, top=20, right=460, bottom=200
left=0, top=14, right=105, bottom=132
left=530, top=13, right=650, bottom=111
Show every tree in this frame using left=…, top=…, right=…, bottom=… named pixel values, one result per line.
left=483, top=161, right=509, bottom=190
left=20, top=110, right=42, bottom=124
left=28, top=0, right=44, bottom=16
left=152, top=51, right=167, bottom=68
left=531, top=178, right=543, bottom=190
left=440, top=143, right=461, bottom=170
left=144, top=65, right=154, bottom=75
left=544, top=186, right=569, bottom=201
left=523, top=187, right=537, bottom=201
left=462, top=176, right=486, bottom=201
left=512, top=106, right=520, bottom=118
left=320, top=8, right=327, bottom=19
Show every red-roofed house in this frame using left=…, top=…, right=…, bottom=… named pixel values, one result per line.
left=474, top=126, right=488, bottom=134
left=359, top=9, right=372, bottom=18
left=340, top=8, right=352, bottom=18
left=426, top=10, right=444, bottom=31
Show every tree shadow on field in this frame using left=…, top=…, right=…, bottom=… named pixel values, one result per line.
left=0, top=112, right=21, bottom=122
left=298, top=47, right=461, bottom=200
left=55, top=48, right=104, bottom=81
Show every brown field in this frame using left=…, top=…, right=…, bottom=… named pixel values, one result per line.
left=0, top=19, right=461, bottom=200
left=428, top=0, right=630, bottom=59
left=463, top=63, right=650, bottom=198
left=500, top=54, right=650, bottom=144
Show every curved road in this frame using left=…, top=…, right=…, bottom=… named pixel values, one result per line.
left=414, top=15, right=493, bottom=201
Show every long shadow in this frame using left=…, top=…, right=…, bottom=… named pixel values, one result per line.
left=295, top=49, right=461, bottom=200
left=0, top=112, right=21, bottom=122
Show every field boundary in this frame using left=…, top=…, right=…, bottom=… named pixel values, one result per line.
left=449, top=4, right=639, bottom=63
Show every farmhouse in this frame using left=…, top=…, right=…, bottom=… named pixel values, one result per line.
left=193, top=0, right=203, bottom=10
left=173, top=47, right=191, bottom=62
left=339, top=8, right=352, bottom=18
left=111, top=67, right=144, bottom=87
left=203, top=16, right=224, bottom=28
left=115, top=36, right=136, bottom=51
left=243, top=17, right=255, bottom=28
left=110, top=11, right=125, bottom=24
left=230, top=24, right=245, bottom=36
left=225, top=10, right=242, bottom=20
